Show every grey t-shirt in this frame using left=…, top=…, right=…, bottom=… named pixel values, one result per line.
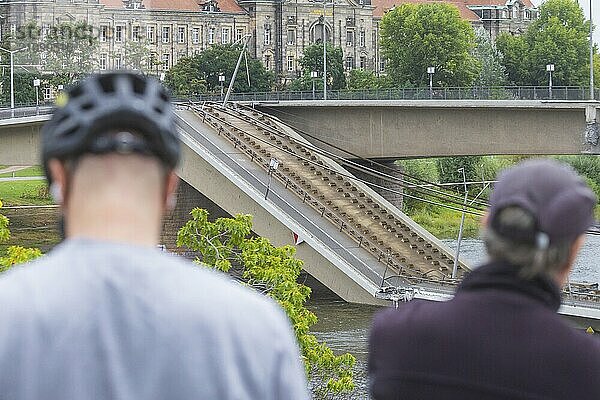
left=0, top=238, right=309, bottom=400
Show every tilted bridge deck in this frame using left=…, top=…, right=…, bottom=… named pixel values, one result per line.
left=191, top=102, right=469, bottom=286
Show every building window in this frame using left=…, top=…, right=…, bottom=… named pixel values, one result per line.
left=345, top=56, right=354, bottom=70
left=100, top=25, right=108, bottom=42
left=178, top=26, right=185, bottom=43
left=264, top=24, right=271, bottom=45
left=265, top=55, right=271, bottom=70
left=162, top=26, right=170, bottom=43
left=115, top=25, right=123, bottom=42
left=192, top=27, right=200, bottom=44
left=359, top=56, right=366, bottom=70
left=99, top=53, right=107, bottom=70
left=287, top=55, right=294, bottom=71
left=287, top=29, right=296, bottom=45
left=132, top=26, right=140, bottom=42
left=208, top=27, right=215, bottom=44
left=236, top=28, right=244, bottom=42
left=162, top=53, right=170, bottom=70
left=346, top=29, right=354, bottom=46
left=147, top=26, right=155, bottom=43
left=379, top=59, right=385, bottom=72
left=221, top=27, right=230, bottom=44
left=359, top=30, right=365, bottom=47
left=115, top=54, right=122, bottom=69
left=43, top=87, right=52, bottom=101
left=41, top=24, right=50, bottom=40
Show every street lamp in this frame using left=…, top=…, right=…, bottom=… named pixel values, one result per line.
left=265, top=158, right=279, bottom=200
left=589, top=0, right=594, bottom=100
left=311, top=71, right=318, bottom=99
left=218, top=74, right=225, bottom=98
left=546, top=63, right=555, bottom=99
left=0, top=47, right=26, bottom=114
left=33, top=78, right=40, bottom=112
left=321, top=1, right=335, bottom=101
left=427, top=66, right=435, bottom=99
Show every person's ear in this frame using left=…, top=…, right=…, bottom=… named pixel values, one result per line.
left=556, top=234, right=586, bottom=286
left=481, top=212, right=489, bottom=228
left=47, top=159, right=68, bottom=206
left=164, top=171, right=179, bottom=212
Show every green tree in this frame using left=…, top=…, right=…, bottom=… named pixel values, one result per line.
left=472, top=27, right=508, bottom=87
left=166, top=44, right=273, bottom=96
left=347, top=69, right=384, bottom=90
left=120, top=39, right=153, bottom=73
left=164, top=56, right=207, bottom=97
left=42, top=21, right=98, bottom=84
left=290, top=43, right=346, bottom=91
left=380, top=3, right=480, bottom=87
left=0, top=199, right=42, bottom=272
left=436, top=156, right=484, bottom=188
left=0, top=20, right=44, bottom=106
left=177, top=209, right=355, bottom=398
left=497, top=0, right=591, bottom=86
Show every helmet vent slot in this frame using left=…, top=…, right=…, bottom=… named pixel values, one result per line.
left=98, top=75, right=116, bottom=93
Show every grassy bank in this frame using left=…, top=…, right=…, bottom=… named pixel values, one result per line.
left=409, top=206, right=482, bottom=240
left=0, top=180, right=52, bottom=206
left=0, top=166, right=45, bottom=178
left=398, top=155, right=600, bottom=239
left=0, top=175, right=59, bottom=254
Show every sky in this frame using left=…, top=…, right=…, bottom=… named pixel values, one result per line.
left=532, top=0, right=599, bottom=46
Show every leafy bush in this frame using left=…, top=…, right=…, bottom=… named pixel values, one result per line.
left=177, top=209, right=355, bottom=398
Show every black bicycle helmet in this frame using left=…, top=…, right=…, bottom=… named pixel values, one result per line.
left=42, top=72, right=180, bottom=183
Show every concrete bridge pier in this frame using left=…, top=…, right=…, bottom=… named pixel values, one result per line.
left=585, top=105, right=599, bottom=152
left=345, top=159, right=404, bottom=210
left=160, top=180, right=231, bottom=251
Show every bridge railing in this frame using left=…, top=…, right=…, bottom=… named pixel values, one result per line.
left=179, top=86, right=600, bottom=103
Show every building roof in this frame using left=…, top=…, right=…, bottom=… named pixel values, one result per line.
left=372, top=0, right=535, bottom=19
left=372, top=0, right=481, bottom=20
left=463, top=0, right=535, bottom=8
left=99, top=0, right=245, bottom=14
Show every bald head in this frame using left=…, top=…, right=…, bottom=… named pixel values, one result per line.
left=48, top=153, right=178, bottom=246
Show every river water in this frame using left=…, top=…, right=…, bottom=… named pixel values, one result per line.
left=307, top=236, right=600, bottom=398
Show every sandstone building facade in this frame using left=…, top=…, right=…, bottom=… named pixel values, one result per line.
left=0, top=0, right=538, bottom=87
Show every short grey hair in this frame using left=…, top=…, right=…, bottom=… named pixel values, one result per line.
left=483, top=206, right=574, bottom=280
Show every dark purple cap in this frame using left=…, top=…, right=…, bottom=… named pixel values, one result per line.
left=488, top=159, right=597, bottom=245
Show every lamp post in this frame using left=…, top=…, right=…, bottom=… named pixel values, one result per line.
left=265, top=158, right=279, bottom=200
left=0, top=47, right=26, bottom=115
left=311, top=71, right=318, bottom=99
left=223, top=34, right=252, bottom=106
left=452, top=167, right=468, bottom=279
left=589, top=0, right=594, bottom=100
left=218, top=73, right=225, bottom=99
left=321, top=1, right=334, bottom=101
left=33, top=78, right=40, bottom=113
left=546, top=63, right=555, bottom=99
left=427, top=66, right=435, bottom=99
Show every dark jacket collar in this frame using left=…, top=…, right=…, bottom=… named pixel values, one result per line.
left=457, top=260, right=562, bottom=311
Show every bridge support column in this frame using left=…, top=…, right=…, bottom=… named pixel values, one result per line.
left=584, top=105, right=599, bottom=152
left=160, top=180, right=230, bottom=252
left=345, top=159, right=403, bottom=210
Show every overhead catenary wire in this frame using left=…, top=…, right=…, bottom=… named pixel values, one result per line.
left=247, top=102, right=492, bottom=207
left=197, top=102, right=487, bottom=215
left=198, top=102, right=600, bottom=236
left=234, top=103, right=600, bottom=236
left=213, top=102, right=489, bottom=212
